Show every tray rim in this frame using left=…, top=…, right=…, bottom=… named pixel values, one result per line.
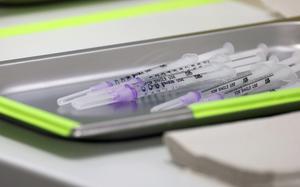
left=1, top=20, right=300, bottom=140
left=1, top=19, right=299, bottom=66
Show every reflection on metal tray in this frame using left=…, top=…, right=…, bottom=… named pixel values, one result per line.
left=1, top=21, right=300, bottom=140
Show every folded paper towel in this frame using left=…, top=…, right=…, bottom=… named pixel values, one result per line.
left=164, top=112, right=300, bottom=187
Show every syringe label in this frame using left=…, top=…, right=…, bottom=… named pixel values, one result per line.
left=225, top=73, right=274, bottom=96
left=107, top=64, right=167, bottom=85
left=106, top=57, right=213, bottom=87
left=205, top=71, right=252, bottom=94
left=144, top=59, right=211, bottom=80
left=139, top=71, right=209, bottom=96
left=133, top=61, right=219, bottom=96
left=147, top=67, right=206, bottom=85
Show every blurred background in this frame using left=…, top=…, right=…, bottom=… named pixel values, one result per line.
left=0, top=0, right=298, bottom=61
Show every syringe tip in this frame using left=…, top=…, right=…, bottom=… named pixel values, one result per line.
left=56, top=81, right=114, bottom=106
left=268, top=55, right=280, bottom=63
left=223, top=42, right=235, bottom=55
left=258, top=43, right=269, bottom=56
left=71, top=85, right=138, bottom=110
left=256, top=51, right=267, bottom=62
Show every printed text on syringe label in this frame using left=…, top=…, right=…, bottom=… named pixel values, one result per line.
left=142, top=61, right=208, bottom=80
left=111, top=61, right=206, bottom=85
left=205, top=71, right=252, bottom=94
left=112, top=64, right=168, bottom=85
left=149, top=69, right=197, bottom=83
left=138, top=72, right=208, bottom=96
left=226, top=73, right=274, bottom=96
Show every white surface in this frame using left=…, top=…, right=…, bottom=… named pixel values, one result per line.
left=0, top=0, right=275, bottom=61
left=165, top=112, right=300, bottom=173
left=0, top=121, right=228, bottom=187
left=0, top=1, right=278, bottom=187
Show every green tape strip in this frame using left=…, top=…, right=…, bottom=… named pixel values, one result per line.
left=0, top=96, right=80, bottom=137
left=0, top=0, right=222, bottom=39
left=189, top=88, right=300, bottom=119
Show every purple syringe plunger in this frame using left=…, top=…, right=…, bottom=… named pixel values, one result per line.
left=56, top=78, right=143, bottom=106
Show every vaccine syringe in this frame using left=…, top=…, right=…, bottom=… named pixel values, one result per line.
left=150, top=53, right=300, bottom=112
left=70, top=52, right=267, bottom=110
left=57, top=43, right=268, bottom=106
left=57, top=43, right=234, bottom=106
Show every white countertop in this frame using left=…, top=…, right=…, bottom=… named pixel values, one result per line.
left=0, top=0, right=275, bottom=61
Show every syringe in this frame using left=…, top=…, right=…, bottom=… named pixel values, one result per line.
left=218, top=53, right=300, bottom=100
left=163, top=43, right=267, bottom=69
left=70, top=52, right=266, bottom=110
left=57, top=43, right=268, bottom=106
left=57, top=43, right=234, bottom=106
left=150, top=53, right=300, bottom=112
left=64, top=48, right=266, bottom=108
left=139, top=52, right=266, bottom=94
left=143, top=50, right=267, bottom=83
left=71, top=67, right=235, bottom=110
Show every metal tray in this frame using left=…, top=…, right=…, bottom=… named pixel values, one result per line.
left=1, top=21, right=300, bottom=140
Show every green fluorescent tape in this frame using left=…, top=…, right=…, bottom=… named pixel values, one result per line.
left=0, top=0, right=223, bottom=39
left=189, top=88, right=300, bottom=119
left=0, top=96, right=79, bottom=137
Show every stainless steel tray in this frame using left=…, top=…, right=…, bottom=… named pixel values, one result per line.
left=1, top=21, right=300, bottom=140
